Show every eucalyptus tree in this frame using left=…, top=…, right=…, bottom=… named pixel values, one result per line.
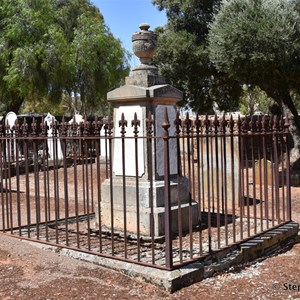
left=0, top=0, right=129, bottom=115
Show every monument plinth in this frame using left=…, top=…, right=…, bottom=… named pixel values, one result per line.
left=97, top=24, right=197, bottom=237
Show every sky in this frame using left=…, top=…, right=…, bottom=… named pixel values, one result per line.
left=92, top=0, right=167, bottom=67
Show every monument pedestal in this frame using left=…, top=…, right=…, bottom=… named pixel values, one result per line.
left=95, top=23, right=198, bottom=238
left=100, top=177, right=198, bottom=237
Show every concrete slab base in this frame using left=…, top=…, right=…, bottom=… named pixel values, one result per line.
left=24, top=221, right=299, bottom=293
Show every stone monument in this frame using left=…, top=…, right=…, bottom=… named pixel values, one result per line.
left=97, top=24, right=198, bottom=237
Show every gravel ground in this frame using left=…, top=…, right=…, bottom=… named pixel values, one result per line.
left=0, top=227, right=299, bottom=299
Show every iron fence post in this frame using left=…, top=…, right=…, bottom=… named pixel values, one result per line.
left=162, top=108, right=172, bottom=269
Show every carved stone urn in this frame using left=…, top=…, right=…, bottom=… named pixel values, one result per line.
left=132, top=23, right=157, bottom=65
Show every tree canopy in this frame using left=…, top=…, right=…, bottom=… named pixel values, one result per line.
left=0, top=0, right=130, bottom=115
left=208, top=0, right=300, bottom=166
left=152, top=0, right=241, bottom=113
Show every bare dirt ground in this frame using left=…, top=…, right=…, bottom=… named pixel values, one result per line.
left=0, top=194, right=299, bottom=300
left=1, top=159, right=300, bottom=299
left=0, top=233, right=299, bottom=300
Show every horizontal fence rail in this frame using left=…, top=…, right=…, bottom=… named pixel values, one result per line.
left=0, top=113, right=292, bottom=270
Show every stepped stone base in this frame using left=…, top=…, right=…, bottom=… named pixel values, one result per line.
left=95, top=177, right=199, bottom=237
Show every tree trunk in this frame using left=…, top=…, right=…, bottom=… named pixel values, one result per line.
left=5, top=97, right=24, bottom=114
left=264, top=87, right=300, bottom=169
left=281, top=102, right=300, bottom=170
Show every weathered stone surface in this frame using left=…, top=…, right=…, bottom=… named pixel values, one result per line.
left=254, top=159, right=274, bottom=185
left=107, top=84, right=182, bottom=104
left=98, top=177, right=198, bottom=237
left=200, top=136, right=240, bottom=202
left=99, top=200, right=198, bottom=237
left=125, top=65, right=165, bottom=87
left=132, top=23, right=157, bottom=65
left=155, top=105, right=178, bottom=177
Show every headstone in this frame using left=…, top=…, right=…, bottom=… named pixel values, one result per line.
left=5, top=112, right=18, bottom=162
left=97, top=24, right=198, bottom=237
left=254, top=159, right=273, bottom=185
left=45, top=113, right=63, bottom=166
left=201, top=132, right=240, bottom=203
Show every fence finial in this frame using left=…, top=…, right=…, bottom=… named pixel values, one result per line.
left=146, top=111, right=153, bottom=136
left=119, top=113, right=127, bottom=137
left=131, top=112, right=140, bottom=136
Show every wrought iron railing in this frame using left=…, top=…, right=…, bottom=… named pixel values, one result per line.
left=0, top=112, right=292, bottom=270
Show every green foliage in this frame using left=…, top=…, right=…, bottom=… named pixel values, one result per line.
left=208, top=0, right=300, bottom=166
left=240, top=85, right=275, bottom=115
left=152, top=0, right=242, bottom=114
left=208, top=0, right=300, bottom=89
left=0, top=0, right=130, bottom=115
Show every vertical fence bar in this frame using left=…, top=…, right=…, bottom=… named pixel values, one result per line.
left=107, top=117, right=115, bottom=255
left=262, top=116, right=269, bottom=229
left=256, top=117, right=264, bottom=232
left=72, top=121, right=80, bottom=248
left=83, top=118, right=91, bottom=251
left=162, top=108, right=172, bottom=269
left=132, top=113, right=141, bottom=261
left=8, top=124, right=14, bottom=233
left=32, top=118, right=41, bottom=239
left=191, top=122, right=196, bottom=206
left=273, top=116, right=280, bottom=224
left=22, top=119, right=31, bottom=238
left=194, top=115, right=203, bottom=255
left=94, top=117, right=103, bottom=252
left=229, top=115, right=236, bottom=243
left=213, top=115, right=221, bottom=248
left=243, top=118, right=250, bottom=237
left=15, top=121, right=21, bottom=235
left=81, top=140, right=86, bottom=215
left=40, top=118, right=49, bottom=241
left=51, top=118, right=59, bottom=243
left=279, top=116, right=286, bottom=222
left=237, top=116, right=243, bottom=241
left=246, top=118, right=252, bottom=236
left=174, top=112, right=183, bottom=263
left=90, top=132, right=95, bottom=213
left=104, top=124, right=109, bottom=179
left=210, top=120, right=215, bottom=215
left=5, top=122, right=12, bottom=232
left=0, top=122, right=4, bottom=232
left=269, top=117, right=275, bottom=227
left=204, top=115, right=212, bottom=252
left=284, top=116, right=291, bottom=221
left=184, top=113, right=193, bottom=258
left=221, top=115, right=228, bottom=246
left=250, top=116, right=257, bottom=234
left=119, top=113, right=128, bottom=258
left=146, top=112, right=155, bottom=265
left=2, top=123, right=6, bottom=232
left=60, top=118, right=69, bottom=246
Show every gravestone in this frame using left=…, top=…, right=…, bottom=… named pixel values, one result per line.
left=200, top=130, right=240, bottom=204
left=5, top=112, right=18, bottom=162
left=96, top=24, right=198, bottom=237
left=254, top=159, right=273, bottom=186
left=45, top=113, right=63, bottom=166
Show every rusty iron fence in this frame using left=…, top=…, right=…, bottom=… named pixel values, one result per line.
left=0, top=111, right=292, bottom=270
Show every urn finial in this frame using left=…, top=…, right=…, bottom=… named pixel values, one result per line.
left=132, top=23, right=157, bottom=65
